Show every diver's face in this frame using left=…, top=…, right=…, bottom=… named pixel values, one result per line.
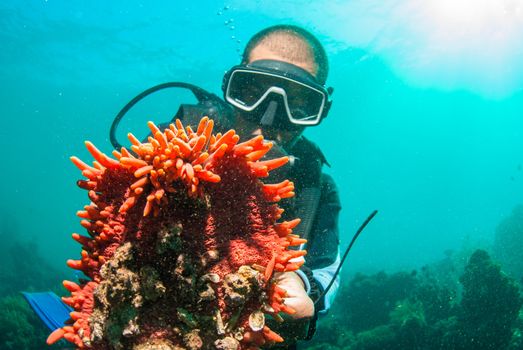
left=235, top=44, right=318, bottom=148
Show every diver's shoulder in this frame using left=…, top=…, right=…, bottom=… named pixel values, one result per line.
left=293, top=135, right=329, bottom=167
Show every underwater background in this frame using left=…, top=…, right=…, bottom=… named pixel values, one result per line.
left=1, top=0, right=522, bottom=349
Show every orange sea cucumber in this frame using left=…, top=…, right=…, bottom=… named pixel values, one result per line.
left=49, top=117, right=306, bottom=349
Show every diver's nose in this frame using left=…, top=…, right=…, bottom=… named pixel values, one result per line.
left=259, top=100, right=278, bottom=127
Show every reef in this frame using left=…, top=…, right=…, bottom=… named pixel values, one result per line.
left=0, top=294, right=59, bottom=350
left=458, top=249, right=522, bottom=349
left=493, top=204, right=523, bottom=284
left=0, top=225, right=65, bottom=349
left=48, top=117, right=307, bottom=349
left=305, top=249, right=523, bottom=350
left=341, top=271, right=418, bottom=333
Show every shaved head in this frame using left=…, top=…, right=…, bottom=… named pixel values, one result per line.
left=242, top=25, right=329, bottom=84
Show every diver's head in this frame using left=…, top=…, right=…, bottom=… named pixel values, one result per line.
left=223, top=25, right=332, bottom=150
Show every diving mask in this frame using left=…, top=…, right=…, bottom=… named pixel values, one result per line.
left=222, top=60, right=333, bottom=127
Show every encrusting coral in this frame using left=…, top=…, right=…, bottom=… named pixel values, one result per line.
left=48, top=117, right=307, bottom=350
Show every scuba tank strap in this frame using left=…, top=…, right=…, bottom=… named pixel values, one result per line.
left=287, top=136, right=328, bottom=246
left=293, top=186, right=322, bottom=249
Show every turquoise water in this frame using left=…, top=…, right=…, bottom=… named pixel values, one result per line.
left=2, top=0, right=522, bottom=273
left=1, top=1, right=523, bottom=348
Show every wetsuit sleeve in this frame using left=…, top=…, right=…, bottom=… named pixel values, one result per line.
left=300, top=173, right=341, bottom=314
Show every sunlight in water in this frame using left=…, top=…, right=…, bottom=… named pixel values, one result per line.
left=235, top=0, right=523, bottom=98
left=390, top=0, right=523, bottom=97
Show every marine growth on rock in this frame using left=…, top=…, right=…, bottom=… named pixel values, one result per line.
left=48, top=117, right=306, bottom=350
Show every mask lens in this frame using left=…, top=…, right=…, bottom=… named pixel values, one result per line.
left=228, top=71, right=269, bottom=107
left=284, top=83, right=325, bottom=124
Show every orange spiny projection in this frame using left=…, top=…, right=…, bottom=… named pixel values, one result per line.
left=49, top=117, right=307, bottom=349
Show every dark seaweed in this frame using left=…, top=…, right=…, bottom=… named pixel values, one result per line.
left=305, top=249, right=523, bottom=350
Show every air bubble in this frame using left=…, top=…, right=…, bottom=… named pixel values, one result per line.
left=217, top=11, right=223, bottom=15
left=230, top=26, right=235, bottom=30
left=224, top=20, right=229, bottom=25
left=224, top=5, right=230, bottom=10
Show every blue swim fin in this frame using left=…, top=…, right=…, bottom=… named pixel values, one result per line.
left=22, top=291, right=71, bottom=331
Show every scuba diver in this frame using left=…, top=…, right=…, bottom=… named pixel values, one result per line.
left=223, top=25, right=341, bottom=345
left=227, top=25, right=341, bottom=348
left=26, top=24, right=358, bottom=350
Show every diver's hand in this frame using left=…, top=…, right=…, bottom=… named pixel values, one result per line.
left=273, top=271, right=314, bottom=319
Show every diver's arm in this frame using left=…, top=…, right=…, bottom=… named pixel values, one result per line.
left=310, top=251, right=341, bottom=313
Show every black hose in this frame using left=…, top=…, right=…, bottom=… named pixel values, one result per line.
left=314, top=210, right=378, bottom=305
left=109, top=82, right=212, bottom=150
